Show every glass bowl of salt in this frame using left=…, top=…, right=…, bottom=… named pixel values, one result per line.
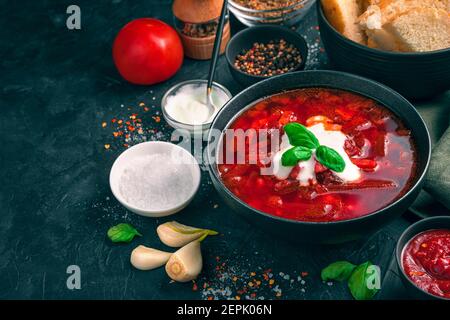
left=109, top=141, right=201, bottom=217
left=161, top=79, right=232, bottom=137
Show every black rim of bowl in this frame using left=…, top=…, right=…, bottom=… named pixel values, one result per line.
left=225, top=25, right=308, bottom=80
left=317, top=1, right=450, bottom=57
left=207, top=70, right=431, bottom=226
left=395, top=216, right=450, bottom=300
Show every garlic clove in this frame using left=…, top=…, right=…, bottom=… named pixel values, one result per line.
left=130, top=245, right=172, bottom=271
left=157, top=221, right=218, bottom=248
left=165, top=240, right=202, bottom=282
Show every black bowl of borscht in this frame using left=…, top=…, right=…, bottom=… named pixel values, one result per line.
left=396, top=216, right=450, bottom=300
left=206, top=70, right=431, bottom=244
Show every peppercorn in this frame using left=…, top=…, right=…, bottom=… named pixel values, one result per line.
left=234, top=39, right=302, bottom=77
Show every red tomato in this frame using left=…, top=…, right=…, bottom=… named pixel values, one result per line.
left=113, top=18, right=183, bottom=85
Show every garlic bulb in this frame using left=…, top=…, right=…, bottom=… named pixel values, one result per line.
left=165, top=241, right=202, bottom=282
left=157, top=221, right=218, bottom=247
left=130, top=245, right=172, bottom=271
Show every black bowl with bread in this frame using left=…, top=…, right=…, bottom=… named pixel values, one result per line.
left=318, top=0, right=450, bottom=100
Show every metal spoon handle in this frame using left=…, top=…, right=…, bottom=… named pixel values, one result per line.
left=207, top=0, right=228, bottom=92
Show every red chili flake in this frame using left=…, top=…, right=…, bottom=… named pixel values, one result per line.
left=301, top=272, right=309, bottom=277
left=203, top=282, right=209, bottom=289
left=207, top=296, right=213, bottom=301
left=101, top=122, right=107, bottom=128
left=152, top=116, right=161, bottom=123
left=192, top=283, right=198, bottom=291
left=235, top=295, right=241, bottom=300
left=111, top=118, right=117, bottom=123
left=123, top=143, right=129, bottom=148
left=216, top=256, right=220, bottom=261
left=125, top=121, right=131, bottom=125
left=250, top=293, right=256, bottom=299
left=113, top=132, right=120, bottom=138
left=144, top=107, right=149, bottom=112
left=125, top=134, right=130, bottom=139
left=128, top=125, right=135, bottom=132
left=137, top=128, right=144, bottom=135
left=315, top=25, right=320, bottom=30
left=130, top=114, right=138, bottom=120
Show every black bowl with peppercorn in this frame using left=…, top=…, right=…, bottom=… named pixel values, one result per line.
left=226, top=25, right=308, bottom=86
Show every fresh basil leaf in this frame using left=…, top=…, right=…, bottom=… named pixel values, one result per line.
left=316, top=145, right=346, bottom=172
left=321, top=261, right=356, bottom=282
left=348, top=261, right=380, bottom=300
left=107, top=223, right=142, bottom=243
left=281, top=146, right=312, bottom=167
left=284, top=122, right=320, bottom=149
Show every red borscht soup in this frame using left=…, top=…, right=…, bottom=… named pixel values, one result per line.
left=218, top=88, right=417, bottom=222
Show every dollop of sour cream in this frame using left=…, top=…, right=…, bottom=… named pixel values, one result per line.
left=267, top=123, right=361, bottom=185
left=165, top=83, right=230, bottom=125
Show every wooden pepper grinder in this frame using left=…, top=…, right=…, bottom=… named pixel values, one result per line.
left=172, top=0, right=231, bottom=60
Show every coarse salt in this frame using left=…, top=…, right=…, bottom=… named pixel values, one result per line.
left=118, top=153, right=195, bottom=210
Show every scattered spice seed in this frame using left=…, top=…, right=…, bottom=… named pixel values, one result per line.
left=104, top=144, right=110, bottom=150
left=234, top=39, right=302, bottom=77
left=102, top=122, right=107, bottom=128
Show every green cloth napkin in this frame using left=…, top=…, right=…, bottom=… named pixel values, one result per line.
left=425, top=126, right=450, bottom=210
left=417, top=91, right=450, bottom=212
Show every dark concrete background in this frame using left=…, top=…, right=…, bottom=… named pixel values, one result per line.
left=0, top=0, right=447, bottom=299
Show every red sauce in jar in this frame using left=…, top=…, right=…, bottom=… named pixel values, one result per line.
left=402, top=229, right=450, bottom=299
left=218, top=88, right=417, bottom=222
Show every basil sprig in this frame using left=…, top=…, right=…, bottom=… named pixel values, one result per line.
left=284, top=123, right=320, bottom=149
left=282, top=122, right=346, bottom=172
left=107, top=223, right=142, bottom=243
left=321, top=261, right=356, bottom=282
left=315, top=145, right=346, bottom=173
left=281, top=146, right=312, bottom=166
left=348, top=261, right=380, bottom=300
left=321, top=260, right=380, bottom=300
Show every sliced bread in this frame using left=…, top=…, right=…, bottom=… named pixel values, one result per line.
left=322, top=0, right=367, bottom=44
left=384, top=7, right=450, bottom=52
